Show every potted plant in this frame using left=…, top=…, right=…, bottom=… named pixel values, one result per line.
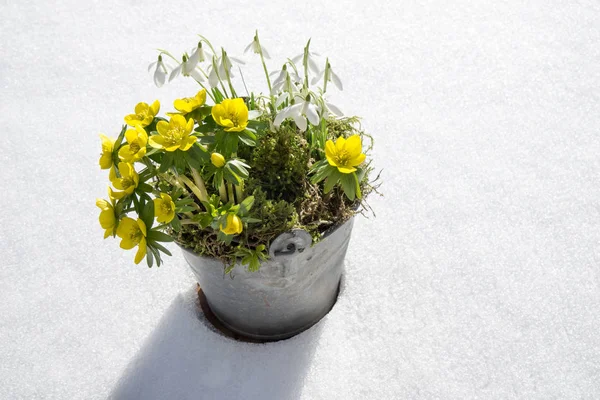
left=96, top=32, right=379, bottom=341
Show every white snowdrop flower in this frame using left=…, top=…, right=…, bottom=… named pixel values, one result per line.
left=169, top=55, right=205, bottom=83
left=321, top=101, right=344, bottom=118
left=207, top=51, right=245, bottom=88
left=311, top=59, right=343, bottom=91
left=244, top=32, right=270, bottom=59
left=189, top=42, right=209, bottom=65
left=148, top=54, right=168, bottom=88
left=271, top=65, right=302, bottom=95
left=291, top=40, right=320, bottom=75
left=248, top=110, right=262, bottom=120
left=274, top=94, right=320, bottom=132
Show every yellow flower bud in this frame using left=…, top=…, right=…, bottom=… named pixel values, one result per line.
left=211, top=152, right=226, bottom=168
left=220, top=214, right=243, bottom=236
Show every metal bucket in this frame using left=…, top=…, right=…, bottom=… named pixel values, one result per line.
left=181, top=217, right=355, bottom=341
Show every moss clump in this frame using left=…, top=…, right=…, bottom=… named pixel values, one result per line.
left=245, top=123, right=310, bottom=202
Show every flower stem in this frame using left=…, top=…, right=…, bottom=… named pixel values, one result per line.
left=219, top=182, right=228, bottom=202
left=178, top=175, right=208, bottom=205
left=189, top=166, right=209, bottom=202
left=235, top=182, right=243, bottom=202
left=227, top=183, right=235, bottom=204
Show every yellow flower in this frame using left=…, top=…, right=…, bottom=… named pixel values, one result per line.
left=118, top=125, right=148, bottom=163
left=99, top=134, right=116, bottom=170
left=211, top=98, right=249, bottom=132
left=220, top=214, right=243, bottom=235
left=96, top=193, right=117, bottom=239
left=109, top=162, right=139, bottom=199
left=116, top=217, right=147, bottom=264
left=124, top=100, right=160, bottom=127
left=174, top=89, right=207, bottom=114
left=153, top=193, right=176, bottom=223
left=149, top=115, right=196, bottom=152
left=210, top=152, right=226, bottom=168
left=325, top=135, right=366, bottom=174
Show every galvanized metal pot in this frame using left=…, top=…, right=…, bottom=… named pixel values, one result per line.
left=181, top=218, right=355, bottom=341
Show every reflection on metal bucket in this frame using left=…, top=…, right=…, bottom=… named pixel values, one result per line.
left=181, top=218, right=355, bottom=341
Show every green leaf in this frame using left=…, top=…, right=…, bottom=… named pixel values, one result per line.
left=137, top=182, right=154, bottom=193
left=148, top=245, right=161, bottom=267
left=238, top=196, right=254, bottom=215
left=244, top=217, right=261, bottom=224
left=339, top=172, right=357, bottom=201
left=193, top=212, right=214, bottom=229
left=174, top=197, right=195, bottom=206
left=174, top=150, right=186, bottom=172
left=159, top=151, right=174, bottom=173
left=238, top=130, right=257, bottom=146
left=310, top=162, right=335, bottom=184
left=188, top=105, right=212, bottom=123
left=176, top=205, right=196, bottom=213
left=226, top=159, right=250, bottom=179
left=187, top=143, right=209, bottom=167
left=151, top=240, right=173, bottom=256
left=140, top=199, right=155, bottom=230
left=170, top=215, right=181, bottom=232
left=147, top=230, right=175, bottom=242
left=146, top=248, right=154, bottom=268
left=324, top=175, right=338, bottom=193
left=113, top=125, right=127, bottom=151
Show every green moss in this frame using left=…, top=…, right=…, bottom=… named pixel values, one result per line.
left=246, top=123, right=310, bottom=202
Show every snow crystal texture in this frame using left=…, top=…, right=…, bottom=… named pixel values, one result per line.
left=1, top=0, right=599, bottom=399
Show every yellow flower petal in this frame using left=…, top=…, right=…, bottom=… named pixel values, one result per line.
left=157, top=120, right=169, bottom=136
left=134, top=238, right=147, bottom=264
left=337, top=166, right=357, bottom=174
left=150, top=100, right=160, bottom=116
left=137, top=218, right=147, bottom=237
left=344, top=135, right=362, bottom=156
left=347, top=152, right=366, bottom=167
left=96, top=199, right=110, bottom=210
left=99, top=153, right=113, bottom=169
left=335, top=136, right=346, bottom=152
left=148, top=135, right=165, bottom=149
left=134, top=102, right=147, bottom=115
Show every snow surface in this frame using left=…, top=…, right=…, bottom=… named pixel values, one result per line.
left=1, top=0, right=600, bottom=398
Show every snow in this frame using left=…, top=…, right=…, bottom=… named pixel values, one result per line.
left=1, top=0, right=600, bottom=398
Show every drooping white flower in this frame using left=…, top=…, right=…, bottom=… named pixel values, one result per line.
left=148, top=54, right=168, bottom=88
left=274, top=94, right=320, bottom=132
left=291, top=39, right=320, bottom=75
left=311, top=58, right=343, bottom=91
left=169, top=54, right=206, bottom=83
left=207, top=50, right=245, bottom=88
left=271, top=65, right=302, bottom=95
left=189, top=42, right=209, bottom=65
left=244, top=32, right=270, bottom=59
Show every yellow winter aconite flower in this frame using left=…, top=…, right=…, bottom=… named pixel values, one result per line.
left=109, top=162, right=139, bottom=199
left=149, top=115, right=196, bottom=152
left=174, top=89, right=207, bottom=114
left=211, top=152, right=226, bottom=168
left=124, top=100, right=160, bottom=127
left=96, top=195, right=117, bottom=239
left=220, top=214, right=243, bottom=235
left=153, top=193, right=176, bottom=223
left=325, top=135, right=366, bottom=174
left=211, top=98, right=249, bottom=132
left=118, top=125, right=148, bottom=163
left=116, top=217, right=147, bottom=264
left=99, top=134, right=116, bottom=169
